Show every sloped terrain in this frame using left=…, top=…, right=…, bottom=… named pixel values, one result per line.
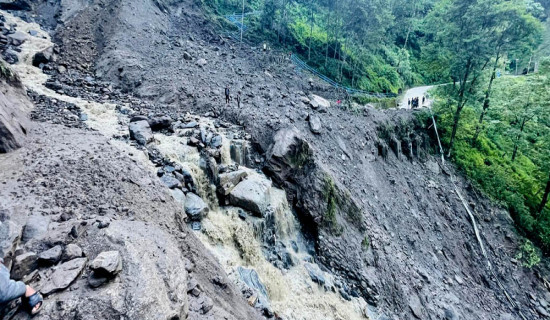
left=1, top=0, right=550, bottom=319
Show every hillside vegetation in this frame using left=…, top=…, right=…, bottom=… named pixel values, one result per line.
left=205, top=0, right=550, bottom=257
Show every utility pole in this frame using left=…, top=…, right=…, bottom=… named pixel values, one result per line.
left=240, top=0, right=245, bottom=43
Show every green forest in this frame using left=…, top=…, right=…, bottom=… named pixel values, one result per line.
left=205, top=0, right=550, bottom=259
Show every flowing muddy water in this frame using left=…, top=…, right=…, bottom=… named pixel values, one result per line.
left=5, top=10, right=370, bottom=319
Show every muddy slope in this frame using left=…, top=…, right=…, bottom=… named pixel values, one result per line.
left=6, top=0, right=550, bottom=319
left=0, top=70, right=262, bottom=320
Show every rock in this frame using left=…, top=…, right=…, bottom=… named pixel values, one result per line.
left=309, top=94, right=330, bottom=110
left=41, top=257, right=87, bottom=295
left=129, top=120, right=153, bottom=145
left=0, top=0, right=31, bottom=10
left=32, top=47, right=54, bottom=67
left=90, top=251, right=122, bottom=276
left=88, top=273, right=109, bottom=288
left=7, top=31, right=27, bottom=46
left=308, top=114, right=322, bottom=134
left=229, top=176, right=272, bottom=217
left=304, top=263, right=325, bottom=286
left=237, top=267, right=270, bottom=310
left=130, top=115, right=148, bottom=123
left=211, top=135, right=223, bottom=148
left=537, top=306, right=550, bottom=317
left=64, top=243, right=83, bottom=260
left=99, top=221, right=188, bottom=319
left=171, top=188, right=186, bottom=204
left=161, top=175, right=182, bottom=189
left=10, top=252, right=38, bottom=280
left=183, top=121, right=198, bottom=128
left=57, top=65, right=67, bottom=73
left=196, top=58, right=207, bottom=67
left=0, top=220, right=22, bottom=269
left=426, top=160, right=440, bottom=175
left=218, top=170, right=248, bottom=196
left=0, top=73, right=32, bottom=153
left=184, top=193, right=209, bottom=221
left=443, top=307, right=458, bottom=320
left=79, top=113, right=88, bottom=121
left=21, top=215, right=50, bottom=242
left=409, top=295, right=424, bottom=319
left=265, top=127, right=312, bottom=185
left=38, top=245, right=62, bottom=265
left=183, top=52, right=192, bottom=60
left=148, top=115, right=172, bottom=131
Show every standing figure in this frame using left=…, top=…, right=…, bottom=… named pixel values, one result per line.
left=408, top=98, right=411, bottom=107
left=225, top=86, right=230, bottom=105
left=236, top=94, right=241, bottom=109
left=422, top=96, right=425, bottom=106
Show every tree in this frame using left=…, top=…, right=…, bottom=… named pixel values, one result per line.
left=424, top=0, right=537, bottom=156
left=472, top=0, right=543, bottom=145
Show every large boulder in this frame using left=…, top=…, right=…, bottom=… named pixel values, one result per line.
left=229, top=176, right=272, bottom=217
left=0, top=220, right=22, bottom=269
left=32, top=47, right=55, bottom=67
left=218, top=170, right=248, bottom=196
left=41, top=257, right=88, bottom=295
left=309, top=94, right=330, bottom=110
left=308, top=114, right=322, bottom=134
left=7, top=31, right=27, bottom=46
left=148, top=115, right=172, bottom=131
left=90, top=251, right=122, bottom=275
left=38, top=245, right=63, bottom=265
left=264, top=127, right=313, bottom=186
left=21, top=215, right=50, bottom=243
left=184, top=193, right=209, bottom=221
left=10, top=252, right=38, bottom=280
left=129, top=120, right=153, bottom=145
left=0, top=72, right=32, bottom=153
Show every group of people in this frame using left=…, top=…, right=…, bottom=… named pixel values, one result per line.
left=225, top=86, right=241, bottom=108
left=408, top=96, right=425, bottom=109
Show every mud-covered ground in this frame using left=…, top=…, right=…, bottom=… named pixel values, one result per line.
left=2, top=0, right=550, bottom=319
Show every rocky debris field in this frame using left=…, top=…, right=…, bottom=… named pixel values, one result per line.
left=1, top=1, right=550, bottom=320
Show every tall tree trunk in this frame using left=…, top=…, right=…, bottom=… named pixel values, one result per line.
left=447, top=59, right=472, bottom=157
left=308, top=5, right=313, bottom=61
left=539, top=172, right=550, bottom=215
left=472, top=51, right=500, bottom=145
left=325, top=9, right=331, bottom=67
left=511, top=118, right=526, bottom=162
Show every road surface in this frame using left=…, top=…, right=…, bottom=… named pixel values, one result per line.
left=399, top=85, right=435, bottom=109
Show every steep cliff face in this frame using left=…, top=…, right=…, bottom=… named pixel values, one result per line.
left=0, top=62, right=31, bottom=153
left=2, top=0, right=550, bottom=319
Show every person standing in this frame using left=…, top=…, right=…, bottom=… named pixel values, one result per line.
left=236, top=93, right=241, bottom=109
left=225, top=86, right=230, bottom=105
left=408, top=98, right=411, bottom=107
left=422, top=96, right=425, bottom=106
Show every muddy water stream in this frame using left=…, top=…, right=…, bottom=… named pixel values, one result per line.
left=4, top=10, right=370, bottom=320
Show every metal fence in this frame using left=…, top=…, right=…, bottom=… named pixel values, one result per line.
left=224, top=12, right=396, bottom=99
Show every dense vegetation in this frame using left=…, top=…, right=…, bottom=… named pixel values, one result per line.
left=205, top=0, right=550, bottom=256
left=428, top=59, right=550, bottom=254
left=204, top=0, right=442, bottom=93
